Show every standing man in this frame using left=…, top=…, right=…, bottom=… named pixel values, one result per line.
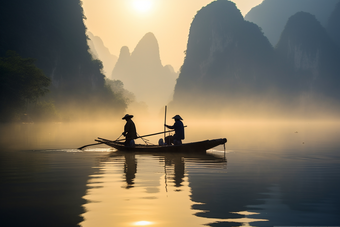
left=122, top=114, right=137, bottom=146
left=165, top=115, right=185, bottom=145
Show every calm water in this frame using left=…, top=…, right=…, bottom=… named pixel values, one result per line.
left=0, top=121, right=340, bottom=226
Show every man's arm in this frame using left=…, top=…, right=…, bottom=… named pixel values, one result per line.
left=164, top=124, right=175, bottom=129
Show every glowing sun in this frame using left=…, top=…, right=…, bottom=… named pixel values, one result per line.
left=132, top=0, right=153, bottom=13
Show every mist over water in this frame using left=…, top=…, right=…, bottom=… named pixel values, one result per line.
left=1, top=119, right=340, bottom=226
left=1, top=0, right=340, bottom=225
left=1, top=118, right=340, bottom=151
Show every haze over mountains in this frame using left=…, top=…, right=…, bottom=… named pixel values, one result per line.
left=276, top=12, right=340, bottom=97
left=111, top=32, right=178, bottom=114
left=87, top=31, right=179, bottom=114
left=1, top=0, right=339, bottom=121
left=173, top=0, right=274, bottom=105
left=327, top=1, right=340, bottom=47
left=245, top=0, right=339, bottom=46
left=171, top=0, right=340, bottom=118
left=87, top=31, right=118, bottom=78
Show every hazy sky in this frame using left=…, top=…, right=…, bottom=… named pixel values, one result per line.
left=81, top=0, right=263, bottom=72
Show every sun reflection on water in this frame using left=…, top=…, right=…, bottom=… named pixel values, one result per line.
left=133, top=221, right=154, bottom=226
left=80, top=152, right=270, bottom=226
left=224, top=211, right=268, bottom=226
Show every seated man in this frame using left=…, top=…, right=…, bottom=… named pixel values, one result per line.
left=164, top=115, right=185, bottom=145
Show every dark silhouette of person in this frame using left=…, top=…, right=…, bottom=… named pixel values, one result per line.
left=164, top=115, right=185, bottom=145
left=124, top=153, right=137, bottom=188
left=173, top=155, right=185, bottom=187
left=122, top=114, right=137, bottom=146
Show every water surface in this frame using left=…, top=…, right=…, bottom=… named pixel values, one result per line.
left=0, top=121, right=339, bottom=226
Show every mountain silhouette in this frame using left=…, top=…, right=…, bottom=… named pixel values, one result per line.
left=276, top=12, right=340, bottom=98
left=112, top=32, right=178, bottom=113
left=0, top=0, right=127, bottom=120
left=87, top=31, right=118, bottom=77
left=245, top=0, right=339, bottom=46
left=173, top=0, right=276, bottom=109
left=327, top=1, right=340, bottom=47
left=171, top=0, right=340, bottom=117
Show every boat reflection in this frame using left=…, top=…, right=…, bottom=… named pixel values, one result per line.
left=124, top=153, right=137, bottom=189
left=110, top=151, right=227, bottom=190
left=80, top=150, right=268, bottom=226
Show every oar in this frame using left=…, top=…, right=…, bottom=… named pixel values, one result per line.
left=78, top=142, right=104, bottom=150
left=78, top=127, right=187, bottom=150
left=98, top=127, right=187, bottom=143
left=77, top=134, right=123, bottom=150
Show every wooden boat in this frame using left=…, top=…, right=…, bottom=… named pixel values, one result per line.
left=96, top=137, right=227, bottom=153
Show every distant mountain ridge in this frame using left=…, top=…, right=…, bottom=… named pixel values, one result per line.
left=112, top=32, right=178, bottom=113
left=87, top=31, right=118, bottom=77
left=245, top=0, right=339, bottom=46
left=327, top=1, right=340, bottom=47
left=276, top=12, right=340, bottom=97
left=171, top=0, right=340, bottom=117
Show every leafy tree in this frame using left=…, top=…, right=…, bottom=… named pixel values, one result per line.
left=105, top=78, right=135, bottom=105
left=0, top=51, right=50, bottom=121
left=0, top=0, right=128, bottom=120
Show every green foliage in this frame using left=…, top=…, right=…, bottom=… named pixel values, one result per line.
left=0, top=51, right=50, bottom=121
left=0, top=0, right=128, bottom=121
left=105, top=78, right=135, bottom=105
left=92, top=59, right=104, bottom=73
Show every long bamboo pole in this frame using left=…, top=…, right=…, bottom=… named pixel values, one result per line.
left=77, top=127, right=187, bottom=150
left=99, top=128, right=187, bottom=143
left=164, top=105, right=167, bottom=143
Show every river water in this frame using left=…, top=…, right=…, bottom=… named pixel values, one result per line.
left=0, top=121, right=339, bottom=226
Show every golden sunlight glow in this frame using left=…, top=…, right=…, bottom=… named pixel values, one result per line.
left=82, top=0, right=265, bottom=72
left=133, top=221, right=153, bottom=226
left=132, top=0, right=152, bottom=13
